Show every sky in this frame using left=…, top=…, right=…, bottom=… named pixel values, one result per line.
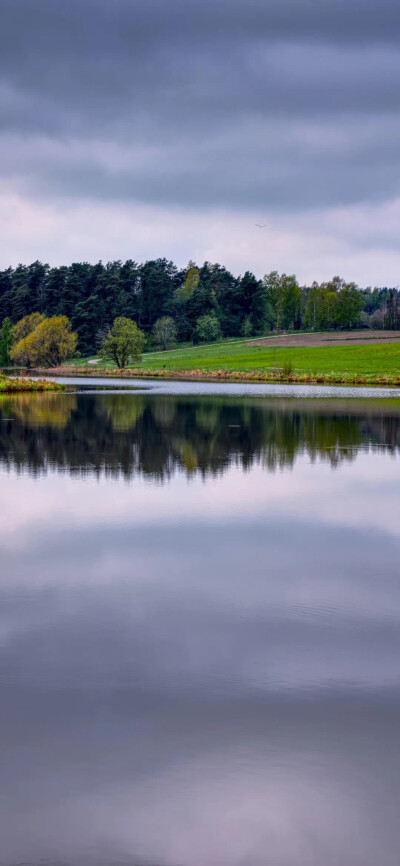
left=1, top=0, right=400, bottom=284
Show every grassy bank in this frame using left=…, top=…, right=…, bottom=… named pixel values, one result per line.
left=50, top=338, right=400, bottom=385
left=0, top=376, right=64, bottom=393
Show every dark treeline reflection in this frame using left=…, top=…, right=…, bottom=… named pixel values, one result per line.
left=0, top=391, right=400, bottom=479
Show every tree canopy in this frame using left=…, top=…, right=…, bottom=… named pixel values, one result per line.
left=152, top=316, right=177, bottom=350
left=99, top=317, right=146, bottom=367
left=10, top=316, right=78, bottom=367
left=0, top=257, right=398, bottom=360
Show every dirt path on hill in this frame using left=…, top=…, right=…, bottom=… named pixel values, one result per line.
left=249, top=331, right=400, bottom=348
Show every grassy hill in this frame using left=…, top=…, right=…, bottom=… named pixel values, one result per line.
left=64, top=334, right=400, bottom=384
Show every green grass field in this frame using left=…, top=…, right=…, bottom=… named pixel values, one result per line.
left=140, top=341, right=400, bottom=376
left=67, top=338, right=400, bottom=382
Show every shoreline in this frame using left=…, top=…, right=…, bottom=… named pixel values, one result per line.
left=0, top=375, right=64, bottom=393
left=30, top=365, right=400, bottom=388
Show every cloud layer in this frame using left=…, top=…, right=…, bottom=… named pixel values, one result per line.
left=1, top=0, right=400, bottom=280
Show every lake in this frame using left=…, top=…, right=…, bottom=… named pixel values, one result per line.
left=1, top=380, right=400, bottom=866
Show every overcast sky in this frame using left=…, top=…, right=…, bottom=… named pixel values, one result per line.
left=1, top=0, right=399, bottom=284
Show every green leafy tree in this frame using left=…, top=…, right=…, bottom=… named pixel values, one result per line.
left=276, top=275, right=302, bottom=330
left=100, top=317, right=146, bottom=367
left=336, top=282, right=364, bottom=329
left=175, top=263, right=200, bottom=303
left=10, top=316, right=78, bottom=367
left=0, top=318, right=12, bottom=366
left=304, top=285, right=338, bottom=331
left=195, top=312, right=222, bottom=343
left=12, top=312, right=45, bottom=344
left=263, top=271, right=281, bottom=328
left=153, top=316, right=177, bottom=350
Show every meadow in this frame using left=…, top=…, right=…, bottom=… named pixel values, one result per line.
left=67, top=336, right=400, bottom=383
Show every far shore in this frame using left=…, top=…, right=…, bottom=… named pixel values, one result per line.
left=28, top=365, right=400, bottom=387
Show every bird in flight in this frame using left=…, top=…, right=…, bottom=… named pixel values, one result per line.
left=255, top=224, right=267, bottom=228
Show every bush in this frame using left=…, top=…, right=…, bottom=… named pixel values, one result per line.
left=152, top=316, right=177, bottom=350
left=241, top=316, right=253, bottom=338
left=195, top=313, right=222, bottom=343
left=281, top=360, right=294, bottom=378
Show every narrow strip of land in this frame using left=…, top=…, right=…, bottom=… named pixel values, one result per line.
left=0, top=376, right=64, bottom=393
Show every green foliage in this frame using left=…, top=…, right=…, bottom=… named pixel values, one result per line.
left=12, top=312, right=45, bottom=344
left=276, top=274, right=302, bottom=330
left=195, top=312, right=222, bottom=343
left=10, top=316, right=78, bottom=368
left=336, top=282, right=364, bottom=329
left=304, top=284, right=338, bottom=330
left=152, top=316, right=177, bottom=350
left=241, top=316, right=253, bottom=338
left=281, top=360, right=294, bottom=377
left=175, top=263, right=200, bottom=303
left=0, top=317, right=12, bottom=366
left=239, top=271, right=266, bottom=334
left=100, top=317, right=146, bottom=367
left=0, top=376, right=63, bottom=392
left=0, top=256, right=399, bottom=358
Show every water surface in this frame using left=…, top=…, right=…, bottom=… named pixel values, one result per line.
left=1, top=386, right=400, bottom=866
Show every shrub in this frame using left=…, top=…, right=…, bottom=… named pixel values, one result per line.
left=241, top=316, right=253, bottom=338
left=152, top=316, right=177, bottom=350
left=195, top=313, right=222, bottom=343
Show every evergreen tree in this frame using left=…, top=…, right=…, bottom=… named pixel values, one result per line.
left=138, top=259, right=177, bottom=331
left=239, top=271, right=266, bottom=334
left=0, top=317, right=12, bottom=366
left=0, top=268, right=12, bottom=320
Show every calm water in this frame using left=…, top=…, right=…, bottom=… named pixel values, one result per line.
left=1, top=383, right=400, bottom=866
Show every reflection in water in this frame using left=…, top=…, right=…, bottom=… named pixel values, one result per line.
left=1, top=392, right=400, bottom=866
left=0, top=391, right=400, bottom=478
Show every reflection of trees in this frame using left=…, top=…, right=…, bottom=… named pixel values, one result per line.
left=0, top=393, right=77, bottom=429
left=0, top=392, right=399, bottom=479
left=99, top=394, right=144, bottom=432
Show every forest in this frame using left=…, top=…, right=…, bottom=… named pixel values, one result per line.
left=0, top=258, right=399, bottom=356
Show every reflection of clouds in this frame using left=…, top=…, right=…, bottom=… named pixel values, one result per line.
left=1, top=458, right=400, bottom=697
left=0, top=450, right=400, bottom=543
left=1, top=450, right=400, bottom=863
left=1, top=678, right=400, bottom=865
left=1, top=522, right=400, bottom=697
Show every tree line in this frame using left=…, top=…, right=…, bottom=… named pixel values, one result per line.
left=0, top=259, right=399, bottom=357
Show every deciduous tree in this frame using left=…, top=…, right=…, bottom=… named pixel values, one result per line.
left=10, top=316, right=77, bottom=367
left=100, top=317, right=146, bottom=367
left=12, top=312, right=45, bottom=344
left=153, top=316, right=177, bottom=350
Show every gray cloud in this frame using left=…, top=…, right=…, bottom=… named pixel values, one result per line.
left=1, top=0, right=400, bottom=218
